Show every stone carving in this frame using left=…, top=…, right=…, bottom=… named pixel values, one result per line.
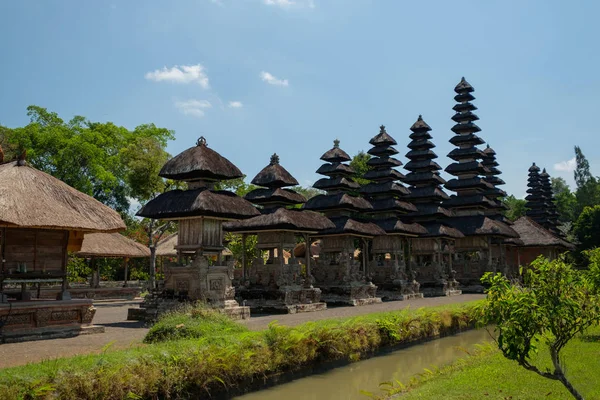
left=82, top=306, right=96, bottom=324
left=51, top=310, right=79, bottom=321
left=35, top=309, right=52, bottom=327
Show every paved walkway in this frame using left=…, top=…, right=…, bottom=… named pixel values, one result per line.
left=0, top=294, right=484, bottom=369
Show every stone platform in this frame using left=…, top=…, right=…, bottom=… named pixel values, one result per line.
left=0, top=300, right=102, bottom=343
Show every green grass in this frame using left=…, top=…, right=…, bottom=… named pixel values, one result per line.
left=0, top=301, right=480, bottom=400
left=374, top=326, right=600, bottom=400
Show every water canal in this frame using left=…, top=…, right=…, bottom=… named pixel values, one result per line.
left=234, top=329, right=493, bottom=400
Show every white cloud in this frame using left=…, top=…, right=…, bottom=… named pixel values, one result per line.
left=145, top=64, right=210, bottom=89
left=264, top=0, right=295, bottom=7
left=554, top=157, right=577, bottom=173
left=260, top=71, right=289, bottom=86
left=174, top=99, right=212, bottom=118
left=228, top=101, right=243, bottom=108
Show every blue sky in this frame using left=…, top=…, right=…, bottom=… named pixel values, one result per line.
left=1, top=0, right=599, bottom=200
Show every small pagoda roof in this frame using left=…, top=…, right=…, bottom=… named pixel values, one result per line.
left=405, top=149, right=437, bottom=160
left=368, top=198, right=418, bottom=214
left=404, top=159, right=442, bottom=172
left=224, top=207, right=335, bottom=234
left=316, top=162, right=354, bottom=177
left=407, top=139, right=435, bottom=150
left=360, top=181, right=410, bottom=197
left=369, top=125, right=397, bottom=146
left=454, top=77, right=475, bottom=93
left=409, top=204, right=453, bottom=219
left=367, top=145, right=399, bottom=157
left=320, top=139, right=351, bottom=163
left=367, top=156, right=403, bottom=168
left=410, top=115, right=432, bottom=132
left=448, top=215, right=519, bottom=238
left=443, top=194, right=498, bottom=209
left=445, top=177, right=494, bottom=192
left=404, top=171, right=446, bottom=186
left=159, top=137, right=243, bottom=182
left=449, top=133, right=485, bottom=146
left=363, top=168, right=405, bottom=181
left=528, top=163, right=541, bottom=173
left=373, top=217, right=427, bottom=236
left=447, top=147, right=485, bottom=161
left=451, top=111, right=479, bottom=123
left=156, top=233, right=234, bottom=257
left=420, top=222, right=464, bottom=239
left=483, top=145, right=496, bottom=156
left=250, top=154, right=299, bottom=188
left=77, top=233, right=150, bottom=258
left=511, top=217, right=574, bottom=249
left=304, top=193, right=373, bottom=213
left=452, top=102, right=478, bottom=113
left=406, top=186, right=450, bottom=201
left=316, top=216, right=385, bottom=237
left=245, top=188, right=306, bottom=206
left=137, top=188, right=260, bottom=220
left=0, top=161, right=125, bottom=232
left=313, top=176, right=360, bottom=191
left=451, top=122, right=481, bottom=134
left=445, top=161, right=488, bottom=175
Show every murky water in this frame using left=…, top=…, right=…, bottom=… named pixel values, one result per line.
left=234, top=329, right=493, bottom=400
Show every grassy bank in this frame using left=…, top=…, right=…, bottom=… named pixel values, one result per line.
left=374, top=325, right=600, bottom=400
left=0, top=302, right=479, bottom=400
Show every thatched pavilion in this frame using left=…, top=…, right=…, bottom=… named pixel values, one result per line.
left=76, top=232, right=150, bottom=288
left=509, top=217, right=574, bottom=267
left=0, top=159, right=125, bottom=342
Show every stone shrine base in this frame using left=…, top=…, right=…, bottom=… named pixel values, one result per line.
left=421, top=288, right=463, bottom=297
left=376, top=290, right=424, bottom=302
left=320, top=293, right=382, bottom=307
left=240, top=299, right=327, bottom=314
left=0, top=299, right=103, bottom=344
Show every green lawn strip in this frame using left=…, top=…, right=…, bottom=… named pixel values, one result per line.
left=384, top=326, right=600, bottom=400
left=0, top=301, right=481, bottom=400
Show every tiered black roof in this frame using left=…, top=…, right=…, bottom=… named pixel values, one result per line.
left=539, top=168, right=562, bottom=235
left=139, top=137, right=260, bottom=220
left=360, top=125, right=426, bottom=236
left=245, top=153, right=306, bottom=209
left=444, top=78, right=518, bottom=238
left=225, top=154, right=335, bottom=234
left=481, top=145, right=509, bottom=221
left=403, top=116, right=463, bottom=238
left=443, top=78, right=495, bottom=212
left=525, top=163, right=552, bottom=227
left=304, top=139, right=385, bottom=237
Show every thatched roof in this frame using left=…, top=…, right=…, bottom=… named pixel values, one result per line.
left=455, top=77, right=474, bottom=93
left=320, top=139, right=351, bottom=163
left=245, top=188, right=306, bottom=206
left=137, top=188, right=260, bottom=220
left=156, top=233, right=178, bottom=257
left=155, top=233, right=235, bottom=257
left=420, top=222, right=465, bottom=239
left=293, top=241, right=321, bottom=258
left=76, top=233, right=150, bottom=258
left=0, top=161, right=125, bottom=232
left=304, top=193, right=373, bottom=213
left=224, top=208, right=335, bottom=233
left=511, top=217, right=574, bottom=249
left=316, top=216, right=386, bottom=237
left=159, top=137, right=243, bottom=182
left=373, top=218, right=427, bottom=236
left=448, top=215, right=519, bottom=238
left=250, top=154, right=299, bottom=188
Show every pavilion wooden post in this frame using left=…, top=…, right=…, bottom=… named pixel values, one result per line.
left=241, top=233, right=247, bottom=281
left=304, top=234, right=311, bottom=285
left=362, top=238, right=368, bottom=277
left=487, top=237, right=493, bottom=270
left=123, top=257, right=129, bottom=288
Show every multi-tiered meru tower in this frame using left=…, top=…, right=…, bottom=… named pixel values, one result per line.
left=360, top=125, right=427, bottom=300
left=304, top=139, right=384, bottom=305
left=403, top=116, right=464, bottom=295
left=224, top=154, right=334, bottom=313
left=444, top=78, right=518, bottom=286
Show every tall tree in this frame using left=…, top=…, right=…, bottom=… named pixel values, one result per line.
left=574, top=205, right=600, bottom=251
left=551, top=177, right=577, bottom=223
left=574, top=146, right=593, bottom=189
left=5, top=105, right=174, bottom=213
left=350, top=151, right=372, bottom=185
left=503, top=195, right=527, bottom=221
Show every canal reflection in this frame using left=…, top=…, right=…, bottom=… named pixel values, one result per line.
left=234, top=329, right=493, bottom=400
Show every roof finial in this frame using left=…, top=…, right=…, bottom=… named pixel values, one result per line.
left=487, top=144, right=490, bottom=149
left=532, top=162, right=536, bottom=166
left=542, top=168, right=547, bottom=173
left=417, top=114, right=423, bottom=121
left=333, top=139, right=340, bottom=148
left=379, top=125, right=386, bottom=133
left=196, top=136, right=207, bottom=147
left=461, top=76, right=466, bottom=81
left=17, top=148, right=27, bottom=166
left=270, top=153, right=280, bottom=165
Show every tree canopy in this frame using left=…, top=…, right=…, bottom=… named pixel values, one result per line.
left=2, top=105, right=174, bottom=213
